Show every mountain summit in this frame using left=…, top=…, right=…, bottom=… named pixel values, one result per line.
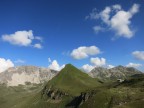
left=43, top=64, right=101, bottom=96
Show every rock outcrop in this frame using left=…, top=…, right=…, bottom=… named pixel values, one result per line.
left=66, top=90, right=96, bottom=108
left=41, top=86, right=68, bottom=101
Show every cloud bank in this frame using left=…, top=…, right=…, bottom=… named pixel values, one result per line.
left=0, top=58, right=14, bottom=73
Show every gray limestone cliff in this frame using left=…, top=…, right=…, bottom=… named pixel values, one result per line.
left=0, top=66, right=58, bottom=86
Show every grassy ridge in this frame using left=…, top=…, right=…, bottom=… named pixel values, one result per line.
left=46, top=64, right=101, bottom=96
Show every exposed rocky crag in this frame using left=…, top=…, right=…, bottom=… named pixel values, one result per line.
left=89, top=66, right=142, bottom=81
left=41, top=86, right=68, bottom=101
left=42, top=85, right=97, bottom=108
left=66, top=90, right=97, bottom=108
left=0, top=66, right=58, bottom=86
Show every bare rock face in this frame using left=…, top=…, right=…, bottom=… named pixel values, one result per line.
left=88, top=66, right=142, bottom=81
left=41, top=86, right=68, bottom=101
left=0, top=66, right=58, bottom=86
left=66, top=90, right=96, bottom=108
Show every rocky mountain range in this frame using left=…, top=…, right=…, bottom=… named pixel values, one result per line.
left=0, top=64, right=144, bottom=108
left=0, top=65, right=143, bottom=86
left=88, top=65, right=142, bottom=81
left=0, top=66, right=58, bottom=86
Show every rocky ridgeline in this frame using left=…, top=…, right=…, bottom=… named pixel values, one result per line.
left=89, top=66, right=142, bottom=81
left=0, top=66, right=58, bottom=86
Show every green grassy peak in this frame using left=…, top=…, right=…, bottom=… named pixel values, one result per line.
left=46, top=64, right=101, bottom=96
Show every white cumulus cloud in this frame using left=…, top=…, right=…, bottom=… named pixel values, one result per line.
left=71, top=46, right=101, bottom=59
left=93, top=26, right=105, bottom=33
left=87, top=4, right=140, bottom=39
left=132, top=51, right=144, bottom=60
left=2, top=30, right=43, bottom=49
left=0, top=58, right=14, bottom=73
left=81, top=64, right=94, bottom=72
left=90, top=57, right=106, bottom=66
left=48, top=60, right=65, bottom=71
left=82, top=57, right=107, bottom=72
left=112, top=4, right=121, bottom=10
left=2, top=30, right=34, bottom=46
left=126, top=62, right=142, bottom=68
left=35, top=36, right=43, bottom=42
left=34, top=43, right=42, bottom=49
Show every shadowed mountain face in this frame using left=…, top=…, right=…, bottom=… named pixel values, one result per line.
left=0, top=66, right=58, bottom=86
left=88, top=66, right=142, bottom=81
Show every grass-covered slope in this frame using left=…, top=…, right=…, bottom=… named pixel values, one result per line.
left=0, top=64, right=143, bottom=108
left=80, top=74, right=144, bottom=108
left=0, top=64, right=101, bottom=108
left=0, top=84, right=43, bottom=108
left=46, top=64, right=101, bottom=96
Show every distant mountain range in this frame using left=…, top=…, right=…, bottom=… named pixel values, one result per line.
left=0, top=64, right=144, bottom=108
left=0, top=66, right=58, bottom=86
left=0, top=65, right=143, bottom=86
left=88, top=65, right=142, bottom=81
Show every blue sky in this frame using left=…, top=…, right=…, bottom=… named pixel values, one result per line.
left=0, top=0, right=144, bottom=72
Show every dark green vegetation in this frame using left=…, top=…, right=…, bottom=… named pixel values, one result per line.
left=0, top=64, right=144, bottom=108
